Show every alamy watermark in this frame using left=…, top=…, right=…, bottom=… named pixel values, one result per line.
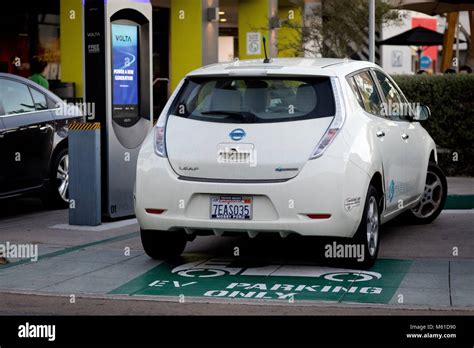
left=382, top=101, right=422, bottom=119
left=55, top=101, right=96, bottom=120
left=0, top=242, right=38, bottom=262
left=18, top=322, right=55, bottom=342
left=217, top=146, right=258, bottom=167
left=324, top=241, right=365, bottom=262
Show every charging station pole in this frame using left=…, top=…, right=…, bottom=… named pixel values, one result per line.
left=83, top=0, right=153, bottom=221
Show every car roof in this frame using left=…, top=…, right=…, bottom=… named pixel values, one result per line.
left=187, top=58, right=380, bottom=78
left=0, top=72, right=62, bottom=103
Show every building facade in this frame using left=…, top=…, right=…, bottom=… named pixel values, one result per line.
left=3, top=0, right=470, bottom=115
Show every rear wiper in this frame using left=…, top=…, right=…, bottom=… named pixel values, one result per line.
left=201, top=110, right=257, bottom=123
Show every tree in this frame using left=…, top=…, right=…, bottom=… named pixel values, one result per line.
left=278, top=0, right=404, bottom=58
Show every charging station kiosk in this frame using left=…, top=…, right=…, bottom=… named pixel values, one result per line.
left=83, top=0, right=153, bottom=220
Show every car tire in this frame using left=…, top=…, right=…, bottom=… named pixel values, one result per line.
left=351, top=184, right=380, bottom=269
left=47, top=148, right=69, bottom=209
left=140, top=229, right=187, bottom=260
left=402, top=162, right=447, bottom=225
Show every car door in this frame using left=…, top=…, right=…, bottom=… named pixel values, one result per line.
left=391, top=75, right=427, bottom=201
left=373, top=69, right=423, bottom=206
left=401, top=121, right=426, bottom=203
left=350, top=70, right=406, bottom=215
left=0, top=77, right=55, bottom=195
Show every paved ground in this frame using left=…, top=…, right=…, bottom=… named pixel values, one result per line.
left=0, top=177, right=472, bottom=315
left=447, top=177, right=474, bottom=195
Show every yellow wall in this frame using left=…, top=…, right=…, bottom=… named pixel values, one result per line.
left=170, top=0, right=203, bottom=91
left=60, top=0, right=83, bottom=97
left=238, top=0, right=270, bottom=60
left=278, top=5, right=303, bottom=57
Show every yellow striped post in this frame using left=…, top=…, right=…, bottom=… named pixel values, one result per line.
left=68, top=122, right=101, bottom=131
left=68, top=121, right=102, bottom=226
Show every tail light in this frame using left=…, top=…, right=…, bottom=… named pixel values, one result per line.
left=309, top=128, right=340, bottom=159
left=154, top=126, right=167, bottom=157
left=153, top=78, right=188, bottom=158
left=309, top=77, right=345, bottom=160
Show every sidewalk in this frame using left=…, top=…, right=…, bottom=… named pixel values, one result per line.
left=446, top=177, right=474, bottom=209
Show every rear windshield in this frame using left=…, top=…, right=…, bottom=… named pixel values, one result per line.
left=170, top=77, right=335, bottom=124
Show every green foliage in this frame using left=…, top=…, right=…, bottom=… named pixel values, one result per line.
left=393, top=74, right=474, bottom=176
left=279, top=0, right=403, bottom=57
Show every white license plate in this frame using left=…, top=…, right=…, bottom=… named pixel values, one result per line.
left=210, top=196, right=252, bottom=220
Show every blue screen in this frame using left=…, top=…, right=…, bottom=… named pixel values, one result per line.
left=112, top=24, right=139, bottom=107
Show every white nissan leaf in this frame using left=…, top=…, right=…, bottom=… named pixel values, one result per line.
left=134, top=58, right=447, bottom=267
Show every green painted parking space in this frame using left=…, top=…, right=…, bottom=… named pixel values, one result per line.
left=110, top=255, right=412, bottom=304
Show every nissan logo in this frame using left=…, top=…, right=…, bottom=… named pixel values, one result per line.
left=229, top=128, right=246, bottom=141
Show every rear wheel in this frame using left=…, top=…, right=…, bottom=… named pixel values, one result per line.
left=46, top=148, right=69, bottom=208
left=140, top=229, right=187, bottom=260
left=402, top=162, right=447, bottom=224
left=352, top=185, right=380, bottom=269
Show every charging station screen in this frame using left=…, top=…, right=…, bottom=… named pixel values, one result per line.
left=112, top=23, right=139, bottom=126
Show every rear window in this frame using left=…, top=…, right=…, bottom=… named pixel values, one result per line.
left=170, top=77, right=335, bottom=123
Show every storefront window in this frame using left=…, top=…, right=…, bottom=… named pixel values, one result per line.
left=0, top=4, right=60, bottom=80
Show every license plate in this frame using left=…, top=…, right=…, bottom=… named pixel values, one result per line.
left=210, top=196, right=252, bottom=220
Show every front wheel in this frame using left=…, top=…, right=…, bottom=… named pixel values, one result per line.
left=351, top=185, right=380, bottom=269
left=141, top=229, right=187, bottom=260
left=402, top=162, right=447, bottom=224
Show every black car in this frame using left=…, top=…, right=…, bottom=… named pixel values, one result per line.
left=0, top=73, right=82, bottom=207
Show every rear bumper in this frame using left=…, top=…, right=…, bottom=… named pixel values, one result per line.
left=135, top=148, right=371, bottom=238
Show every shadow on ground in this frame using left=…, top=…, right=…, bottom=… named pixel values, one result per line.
left=0, top=197, right=57, bottom=219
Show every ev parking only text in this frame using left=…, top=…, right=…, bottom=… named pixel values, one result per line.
left=202, top=282, right=382, bottom=300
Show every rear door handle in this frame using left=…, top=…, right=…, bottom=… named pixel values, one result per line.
left=401, top=133, right=409, bottom=140
left=376, top=131, right=385, bottom=138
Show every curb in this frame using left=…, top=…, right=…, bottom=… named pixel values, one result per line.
left=444, top=195, right=474, bottom=210
left=0, top=290, right=473, bottom=313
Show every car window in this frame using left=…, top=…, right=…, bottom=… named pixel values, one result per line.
left=347, top=76, right=366, bottom=110
left=171, top=77, right=336, bottom=124
left=374, top=70, right=408, bottom=120
left=352, top=71, right=383, bottom=116
left=29, top=87, right=48, bottom=110
left=0, top=78, right=36, bottom=115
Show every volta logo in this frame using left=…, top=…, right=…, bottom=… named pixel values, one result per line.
left=115, top=35, right=132, bottom=42
left=229, top=128, right=246, bottom=141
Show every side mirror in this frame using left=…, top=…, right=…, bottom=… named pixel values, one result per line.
left=415, top=104, right=431, bottom=121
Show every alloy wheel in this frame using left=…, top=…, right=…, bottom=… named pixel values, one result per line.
left=411, top=170, right=443, bottom=219
left=56, top=154, right=69, bottom=202
left=366, top=196, right=379, bottom=257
